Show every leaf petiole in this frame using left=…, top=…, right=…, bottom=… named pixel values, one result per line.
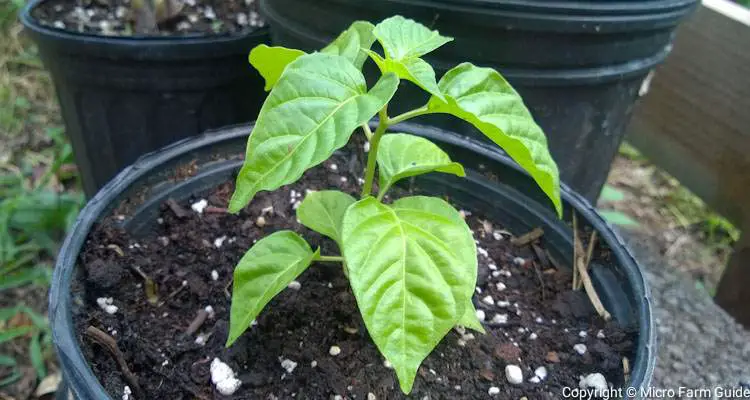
left=314, top=255, right=345, bottom=263
left=361, top=124, right=373, bottom=140
left=387, top=105, right=431, bottom=125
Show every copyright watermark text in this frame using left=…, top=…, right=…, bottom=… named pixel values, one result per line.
left=562, top=386, right=750, bottom=399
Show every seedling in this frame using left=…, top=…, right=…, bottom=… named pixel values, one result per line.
left=226, top=16, right=561, bottom=393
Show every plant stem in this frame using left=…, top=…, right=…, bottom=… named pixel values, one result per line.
left=315, top=255, right=344, bottom=263
left=376, top=184, right=391, bottom=201
left=361, top=107, right=389, bottom=197
left=361, top=124, right=373, bottom=140
left=387, top=106, right=431, bottom=125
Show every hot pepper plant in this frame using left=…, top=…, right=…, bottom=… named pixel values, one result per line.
left=225, top=16, right=562, bottom=393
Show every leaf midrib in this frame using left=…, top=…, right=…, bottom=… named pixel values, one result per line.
left=237, top=253, right=309, bottom=334
left=247, top=95, right=362, bottom=196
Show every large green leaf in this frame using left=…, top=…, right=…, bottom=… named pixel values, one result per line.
left=296, top=190, right=355, bottom=246
left=322, top=21, right=376, bottom=69
left=370, top=16, right=451, bottom=100
left=341, top=196, right=476, bottom=393
left=228, top=53, right=399, bottom=212
left=377, top=133, right=464, bottom=196
left=248, top=21, right=376, bottom=93
left=227, top=231, right=318, bottom=346
left=249, top=44, right=306, bottom=91
left=427, top=63, right=562, bottom=216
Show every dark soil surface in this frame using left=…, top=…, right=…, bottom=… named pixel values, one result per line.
left=33, top=0, right=263, bottom=36
left=73, top=146, right=635, bottom=399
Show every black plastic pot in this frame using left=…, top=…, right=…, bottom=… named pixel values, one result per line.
left=20, top=0, right=269, bottom=198
left=51, top=122, right=655, bottom=399
left=260, top=0, right=698, bottom=201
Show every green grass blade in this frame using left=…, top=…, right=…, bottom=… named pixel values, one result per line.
left=0, top=326, right=33, bottom=343
left=29, top=332, right=46, bottom=379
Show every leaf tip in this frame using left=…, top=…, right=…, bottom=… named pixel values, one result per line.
left=396, top=365, right=417, bottom=394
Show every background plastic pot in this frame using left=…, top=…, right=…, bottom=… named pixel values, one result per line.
left=260, top=0, right=698, bottom=201
left=51, top=122, right=655, bottom=399
left=20, top=0, right=269, bottom=198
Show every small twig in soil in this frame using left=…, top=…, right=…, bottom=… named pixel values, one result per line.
left=105, top=244, right=125, bottom=257
left=165, top=198, right=189, bottom=218
left=159, top=282, right=186, bottom=307
left=532, top=261, right=546, bottom=301
left=184, top=309, right=209, bottom=337
left=584, top=230, right=599, bottom=271
left=224, top=278, right=233, bottom=299
left=511, top=227, right=544, bottom=247
left=573, top=213, right=612, bottom=321
left=85, top=326, right=144, bottom=399
left=204, top=206, right=228, bottom=214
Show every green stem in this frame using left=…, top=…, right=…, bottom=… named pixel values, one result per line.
left=315, top=255, right=345, bottom=262
left=376, top=183, right=391, bottom=202
left=361, top=124, right=373, bottom=141
left=361, top=107, right=389, bottom=197
left=387, top=105, right=431, bottom=125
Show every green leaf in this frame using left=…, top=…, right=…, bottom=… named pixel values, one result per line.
left=0, top=266, right=51, bottom=291
left=370, top=16, right=450, bottom=100
left=0, top=355, right=16, bottom=367
left=228, top=53, right=399, bottom=212
left=427, top=63, right=562, bottom=217
left=249, top=44, right=306, bottom=91
left=599, top=185, right=625, bottom=203
left=457, top=301, right=486, bottom=334
left=29, top=332, right=46, bottom=379
left=0, top=326, right=33, bottom=343
left=322, top=21, right=376, bottom=69
left=373, top=16, right=452, bottom=60
left=0, top=308, right=16, bottom=322
left=342, top=196, right=476, bottom=393
left=367, top=51, right=444, bottom=101
left=227, top=231, right=317, bottom=346
left=296, top=190, right=356, bottom=246
left=0, top=355, right=20, bottom=387
left=377, top=133, right=465, bottom=196
left=599, top=210, right=640, bottom=228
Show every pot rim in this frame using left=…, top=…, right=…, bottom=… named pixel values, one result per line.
left=259, top=1, right=671, bottom=86
left=51, top=122, right=655, bottom=399
left=19, top=0, right=268, bottom=59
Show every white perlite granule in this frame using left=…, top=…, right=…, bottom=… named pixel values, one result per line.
left=210, top=358, right=242, bottom=395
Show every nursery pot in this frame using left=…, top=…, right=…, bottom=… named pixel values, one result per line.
left=20, top=0, right=269, bottom=198
left=51, top=122, right=655, bottom=399
left=260, top=0, right=698, bottom=201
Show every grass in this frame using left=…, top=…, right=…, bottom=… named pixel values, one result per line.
left=604, top=142, right=740, bottom=294
left=0, top=0, right=82, bottom=397
left=616, top=142, right=740, bottom=244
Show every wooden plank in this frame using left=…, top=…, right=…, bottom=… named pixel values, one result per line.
left=627, top=1, right=750, bottom=227
left=716, top=229, right=750, bottom=327
left=626, top=0, right=750, bottom=326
